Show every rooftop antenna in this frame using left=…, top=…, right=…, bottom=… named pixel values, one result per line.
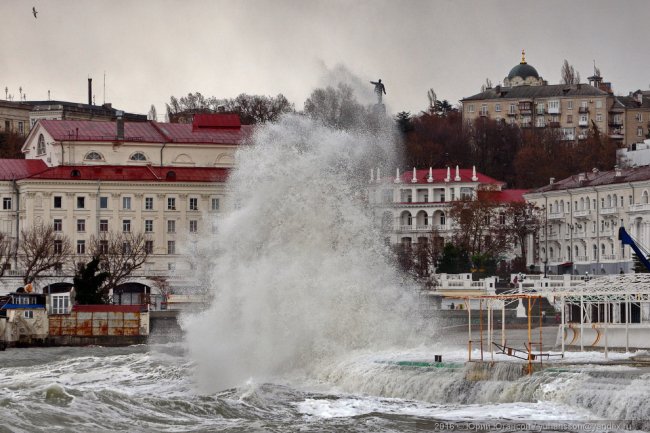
left=48, top=90, right=50, bottom=100
left=103, top=71, right=106, bottom=105
left=4, top=87, right=7, bottom=100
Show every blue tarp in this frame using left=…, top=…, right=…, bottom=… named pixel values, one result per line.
left=1, top=304, right=46, bottom=309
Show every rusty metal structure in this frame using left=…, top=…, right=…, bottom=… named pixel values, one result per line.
left=49, top=304, right=149, bottom=338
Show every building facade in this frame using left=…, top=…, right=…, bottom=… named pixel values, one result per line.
left=524, top=165, right=650, bottom=275
left=368, top=166, right=527, bottom=250
left=461, top=52, right=648, bottom=147
left=0, top=114, right=250, bottom=293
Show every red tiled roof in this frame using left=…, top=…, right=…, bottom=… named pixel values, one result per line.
left=388, top=168, right=504, bottom=185
left=192, top=113, right=241, bottom=130
left=73, top=304, right=145, bottom=313
left=0, top=159, right=48, bottom=180
left=479, top=189, right=529, bottom=203
left=27, top=165, right=229, bottom=182
left=39, top=118, right=251, bottom=145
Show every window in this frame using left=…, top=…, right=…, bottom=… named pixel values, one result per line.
left=37, top=134, right=46, bottom=155
left=382, top=190, right=392, bottom=203
left=122, top=219, right=131, bottom=232
left=189, top=220, right=198, bottom=233
left=99, top=240, right=108, bottom=254
left=509, top=103, right=516, bottom=114
left=130, top=152, right=147, bottom=161
left=122, top=196, right=131, bottom=210
left=466, top=104, right=474, bottom=113
left=100, top=219, right=108, bottom=232
left=637, top=113, right=644, bottom=122
left=145, top=220, right=153, bottom=233
left=77, top=219, right=85, bottom=232
left=189, top=197, right=198, bottom=211
left=53, top=219, right=62, bottom=231
left=547, top=100, right=560, bottom=113
left=211, top=198, right=220, bottom=211
left=440, top=212, right=446, bottom=225
left=85, top=151, right=103, bottom=161
left=167, top=240, right=176, bottom=255
left=122, top=242, right=131, bottom=254
left=460, top=187, right=473, bottom=200
left=145, top=197, right=154, bottom=210
left=495, top=103, right=501, bottom=112
left=2, top=197, right=11, bottom=210
left=567, top=114, right=573, bottom=123
left=168, top=262, right=176, bottom=271
left=99, top=196, right=108, bottom=209
left=167, top=197, right=176, bottom=210
left=76, top=196, right=85, bottom=209
left=18, top=122, right=24, bottom=135
left=51, top=295, right=69, bottom=315
left=596, top=113, right=602, bottom=122
left=167, top=220, right=176, bottom=233
left=24, top=311, right=34, bottom=319
left=77, top=240, right=86, bottom=255
left=53, top=196, right=62, bottom=209
left=567, top=100, right=573, bottom=110
left=479, top=104, right=487, bottom=116
left=638, top=127, right=644, bottom=137
left=54, top=239, right=63, bottom=254
left=145, top=240, right=154, bottom=254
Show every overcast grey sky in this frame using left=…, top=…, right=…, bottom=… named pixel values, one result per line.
left=2, top=0, right=648, bottom=118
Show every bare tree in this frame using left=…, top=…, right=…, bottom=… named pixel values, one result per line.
left=561, top=59, right=581, bottom=85
left=19, top=224, right=72, bottom=283
left=502, top=202, right=543, bottom=266
left=89, top=231, right=150, bottom=294
left=480, top=78, right=493, bottom=92
left=427, top=88, right=437, bottom=113
left=0, top=232, right=13, bottom=277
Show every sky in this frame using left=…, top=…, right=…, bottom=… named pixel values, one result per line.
left=2, top=0, right=649, bottom=119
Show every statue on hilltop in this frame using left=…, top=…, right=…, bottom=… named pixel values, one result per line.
left=370, top=79, right=386, bottom=104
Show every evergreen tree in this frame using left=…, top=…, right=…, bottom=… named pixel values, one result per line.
left=74, top=256, right=110, bottom=304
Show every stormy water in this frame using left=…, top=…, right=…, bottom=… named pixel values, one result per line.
left=2, top=116, right=649, bottom=432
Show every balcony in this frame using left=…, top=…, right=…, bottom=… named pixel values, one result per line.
left=578, top=119, right=589, bottom=127
left=629, top=203, right=650, bottom=213
left=600, top=207, right=618, bottom=216
left=608, top=120, right=623, bottom=127
left=399, top=225, right=414, bottom=232
left=549, top=121, right=561, bottom=128
left=479, top=111, right=488, bottom=117
left=575, top=256, right=589, bottom=262
left=536, top=121, right=546, bottom=128
left=547, top=106, right=561, bottom=115
left=602, top=254, right=617, bottom=261
left=507, top=112, right=517, bottom=117
left=574, top=209, right=591, bottom=218
left=579, top=107, right=589, bottom=114
left=548, top=212, right=565, bottom=220
left=415, top=225, right=432, bottom=231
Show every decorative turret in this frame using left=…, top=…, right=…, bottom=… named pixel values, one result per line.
left=454, top=165, right=461, bottom=181
left=427, top=167, right=433, bottom=183
left=445, top=166, right=451, bottom=182
left=471, top=165, right=478, bottom=182
left=370, top=168, right=374, bottom=183
left=411, top=167, right=417, bottom=183
left=394, top=167, right=401, bottom=183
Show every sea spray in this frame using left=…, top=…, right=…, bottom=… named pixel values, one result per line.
left=184, top=115, right=430, bottom=391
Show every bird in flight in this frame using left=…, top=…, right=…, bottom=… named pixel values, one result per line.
left=32, top=7, right=38, bottom=18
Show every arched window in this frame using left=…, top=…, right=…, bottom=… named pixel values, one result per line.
left=549, top=247, right=554, bottom=260
left=440, top=212, right=446, bottom=226
left=567, top=246, right=571, bottom=260
left=84, top=151, right=103, bottom=161
left=381, top=212, right=393, bottom=231
left=643, top=191, right=649, bottom=204
left=400, top=211, right=412, bottom=227
left=37, top=134, right=46, bottom=155
left=574, top=245, right=579, bottom=259
left=130, top=152, right=147, bottom=161
left=607, top=195, right=612, bottom=208
left=601, top=244, right=606, bottom=255
left=586, top=198, right=590, bottom=210
left=593, top=244, right=598, bottom=260
left=580, top=197, right=585, bottom=210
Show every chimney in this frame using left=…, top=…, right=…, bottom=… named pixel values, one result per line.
left=116, top=110, right=124, bottom=140
left=637, top=92, right=643, bottom=104
left=217, top=105, right=226, bottom=113
left=88, top=78, right=92, bottom=105
left=615, top=165, right=622, bottom=177
left=578, top=173, right=586, bottom=183
left=592, top=167, right=599, bottom=174
left=549, top=177, right=555, bottom=185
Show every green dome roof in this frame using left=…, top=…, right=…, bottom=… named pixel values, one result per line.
left=507, top=62, right=539, bottom=80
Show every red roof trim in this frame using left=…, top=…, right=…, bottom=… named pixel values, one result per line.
left=73, top=304, right=145, bottom=313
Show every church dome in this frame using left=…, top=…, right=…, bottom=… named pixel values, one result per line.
left=507, top=62, right=539, bottom=80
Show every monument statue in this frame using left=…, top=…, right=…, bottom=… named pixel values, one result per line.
left=370, top=79, right=386, bottom=104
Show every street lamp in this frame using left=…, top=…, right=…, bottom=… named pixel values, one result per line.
left=543, top=259, right=548, bottom=278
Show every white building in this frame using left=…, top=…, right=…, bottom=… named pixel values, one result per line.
left=0, top=114, right=250, bottom=294
left=368, top=165, right=527, bottom=249
left=524, top=165, right=650, bottom=275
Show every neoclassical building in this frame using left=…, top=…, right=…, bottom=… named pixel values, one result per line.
left=368, top=166, right=526, bottom=250
left=525, top=165, right=650, bottom=275
left=461, top=51, right=648, bottom=147
left=0, top=113, right=250, bottom=293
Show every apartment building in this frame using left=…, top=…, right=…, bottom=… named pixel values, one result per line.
left=524, top=165, right=650, bottom=275
left=0, top=113, right=250, bottom=291
left=461, top=52, right=649, bottom=146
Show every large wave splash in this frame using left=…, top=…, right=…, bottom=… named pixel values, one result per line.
left=184, top=115, right=428, bottom=392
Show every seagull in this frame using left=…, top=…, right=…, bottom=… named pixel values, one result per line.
left=32, top=7, right=37, bottom=18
